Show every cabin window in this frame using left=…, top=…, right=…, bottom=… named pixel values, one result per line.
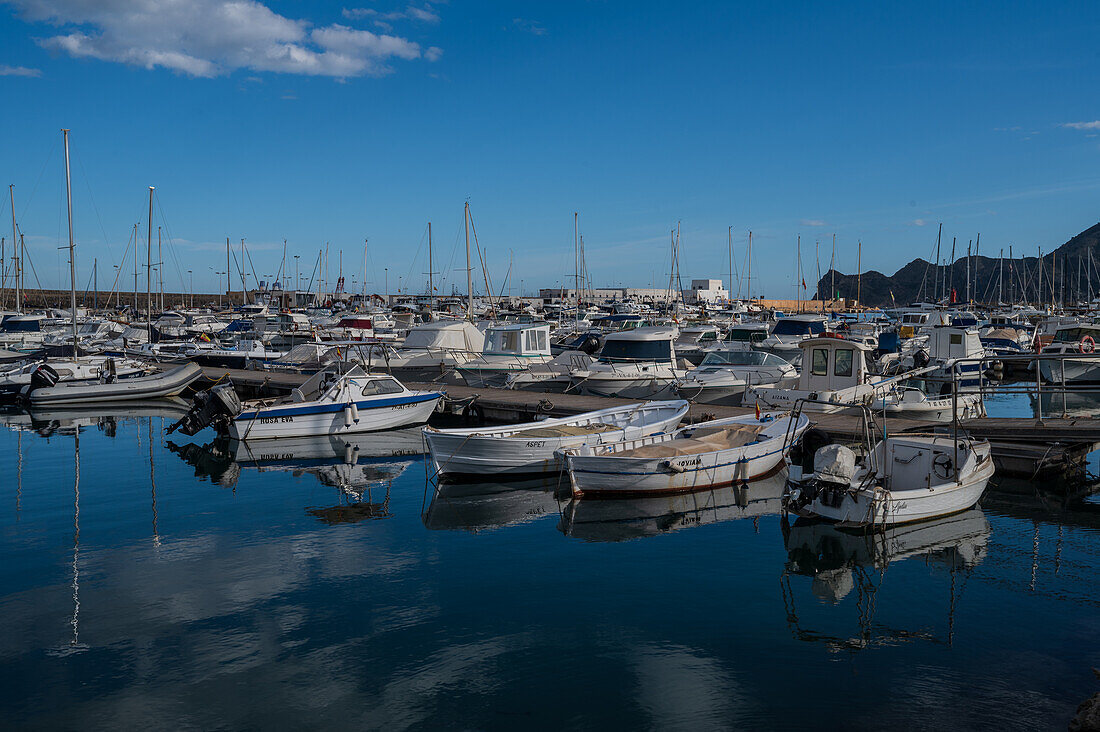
left=950, top=334, right=962, bottom=346
left=536, top=330, right=547, bottom=351
left=834, top=349, right=853, bottom=377
left=362, top=378, right=405, bottom=396
left=811, top=349, right=828, bottom=376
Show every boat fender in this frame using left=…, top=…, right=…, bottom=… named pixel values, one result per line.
left=343, top=403, right=359, bottom=427
left=659, top=460, right=686, bottom=474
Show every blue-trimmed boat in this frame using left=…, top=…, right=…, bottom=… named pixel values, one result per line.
left=228, top=363, right=442, bottom=440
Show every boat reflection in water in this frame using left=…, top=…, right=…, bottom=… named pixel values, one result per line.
left=1, top=398, right=191, bottom=438
left=422, top=475, right=562, bottom=532
left=558, top=470, right=789, bottom=542
left=781, top=508, right=991, bottom=650
left=168, top=427, right=425, bottom=524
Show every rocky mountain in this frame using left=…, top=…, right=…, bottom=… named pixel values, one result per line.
left=815, top=223, right=1100, bottom=307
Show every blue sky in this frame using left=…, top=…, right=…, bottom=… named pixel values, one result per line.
left=2, top=1, right=1100, bottom=298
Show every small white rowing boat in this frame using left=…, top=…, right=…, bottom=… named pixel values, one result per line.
left=423, top=399, right=689, bottom=478
left=558, top=411, right=809, bottom=498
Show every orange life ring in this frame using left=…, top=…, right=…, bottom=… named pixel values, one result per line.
left=1080, top=335, right=1095, bottom=354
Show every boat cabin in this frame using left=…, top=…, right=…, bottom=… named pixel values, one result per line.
left=401, top=321, right=485, bottom=352
left=722, top=324, right=768, bottom=346
left=1050, top=324, right=1100, bottom=345
left=482, top=323, right=551, bottom=356
left=928, top=326, right=984, bottom=361
left=698, top=350, right=791, bottom=369
left=290, top=363, right=410, bottom=404
left=798, top=336, right=871, bottom=391
left=597, top=327, right=676, bottom=364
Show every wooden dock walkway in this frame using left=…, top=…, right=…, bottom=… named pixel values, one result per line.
left=198, top=366, right=1100, bottom=477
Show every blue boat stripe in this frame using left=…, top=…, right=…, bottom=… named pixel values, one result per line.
left=238, top=392, right=440, bottom=420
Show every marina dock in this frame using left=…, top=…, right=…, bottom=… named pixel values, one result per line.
left=198, top=366, right=1100, bottom=478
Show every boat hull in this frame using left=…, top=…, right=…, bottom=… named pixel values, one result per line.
left=230, top=392, right=441, bottom=440
left=425, top=402, right=688, bottom=477
left=27, top=363, right=202, bottom=405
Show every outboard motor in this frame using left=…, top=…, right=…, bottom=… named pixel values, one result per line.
left=28, top=363, right=60, bottom=393
left=913, top=349, right=930, bottom=369
left=807, top=444, right=857, bottom=508
left=166, top=383, right=243, bottom=437
left=580, top=335, right=601, bottom=355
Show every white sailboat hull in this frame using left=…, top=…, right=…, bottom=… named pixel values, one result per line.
left=231, top=392, right=440, bottom=440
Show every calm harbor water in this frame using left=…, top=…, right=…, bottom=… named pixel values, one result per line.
left=0, top=394, right=1098, bottom=730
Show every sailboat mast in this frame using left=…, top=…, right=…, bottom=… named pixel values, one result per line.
left=146, top=186, right=154, bottom=339
left=934, top=223, right=942, bottom=302
left=9, top=185, right=18, bottom=314
left=225, top=237, right=231, bottom=309
left=574, top=211, right=580, bottom=322
left=62, top=129, right=78, bottom=358
left=728, top=226, right=733, bottom=306
left=747, top=231, right=753, bottom=302
left=465, top=202, right=473, bottom=320
left=158, top=225, right=163, bottom=311
left=427, top=223, right=433, bottom=302
left=856, top=240, right=862, bottom=308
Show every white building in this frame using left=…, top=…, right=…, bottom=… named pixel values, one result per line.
left=683, top=279, right=729, bottom=305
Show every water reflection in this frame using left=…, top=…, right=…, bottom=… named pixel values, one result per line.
left=168, top=429, right=425, bottom=524
left=558, top=470, right=788, bottom=542
left=781, top=509, right=990, bottom=651
left=422, top=475, right=561, bottom=532
left=0, top=398, right=190, bottom=438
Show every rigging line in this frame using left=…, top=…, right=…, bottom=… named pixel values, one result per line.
left=401, top=224, right=429, bottom=294
left=72, top=148, right=114, bottom=261
left=154, top=192, right=188, bottom=292
left=104, top=226, right=134, bottom=308
left=19, top=135, right=58, bottom=222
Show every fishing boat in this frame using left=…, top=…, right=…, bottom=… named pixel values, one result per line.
left=786, top=408, right=995, bottom=527
left=570, top=326, right=686, bottom=399
left=22, top=361, right=202, bottom=405
left=168, top=363, right=442, bottom=440
left=558, top=411, right=809, bottom=498
left=423, top=399, right=688, bottom=478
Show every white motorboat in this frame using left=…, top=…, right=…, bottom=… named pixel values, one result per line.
left=23, top=361, right=203, bottom=405
left=787, top=429, right=995, bottom=527
left=570, top=326, right=687, bottom=399
left=0, top=355, right=150, bottom=401
left=424, top=399, right=689, bottom=478
left=208, top=364, right=441, bottom=440
left=369, top=320, right=485, bottom=383
left=456, top=323, right=553, bottom=388
left=1038, top=324, right=1100, bottom=384
left=558, top=411, right=809, bottom=498
left=676, top=350, right=797, bottom=405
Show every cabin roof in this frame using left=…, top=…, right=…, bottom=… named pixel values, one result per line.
left=604, top=326, right=676, bottom=341
left=798, top=335, right=872, bottom=352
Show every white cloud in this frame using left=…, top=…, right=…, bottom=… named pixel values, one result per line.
left=0, top=64, right=42, bottom=76
left=800, top=219, right=826, bottom=227
left=342, top=5, right=440, bottom=24
left=910, top=218, right=927, bottom=226
left=1062, top=121, right=1100, bottom=130
left=12, top=0, right=439, bottom=78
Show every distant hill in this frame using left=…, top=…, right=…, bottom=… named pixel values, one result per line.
left=816, top=223, right=1100, bottom=307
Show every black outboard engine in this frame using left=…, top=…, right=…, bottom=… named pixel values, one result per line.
left=166, top=383, right=243, bottom=437
left=28, top=363, right=60, bottom=393
left=580, top=335, right=601, bottom=355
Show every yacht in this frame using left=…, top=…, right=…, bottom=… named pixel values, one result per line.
left=756, top=314, right=829, bottom=364
left=456, top=323, right=553, bottom=388
left=675, top=350, right=797, bottom=406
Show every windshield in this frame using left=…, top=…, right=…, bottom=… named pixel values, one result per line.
left=1053, top=327, right=1100, bottom=343
left=599, top=338, right=672, bottom=362
left=772, top=320, right=825, bottom=336
left=700, top=351, right=773, bottom=366
left=725, top=328, right=766, bottom=343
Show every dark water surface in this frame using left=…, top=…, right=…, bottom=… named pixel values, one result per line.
left=0, top=397, right=1098, bottom=730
